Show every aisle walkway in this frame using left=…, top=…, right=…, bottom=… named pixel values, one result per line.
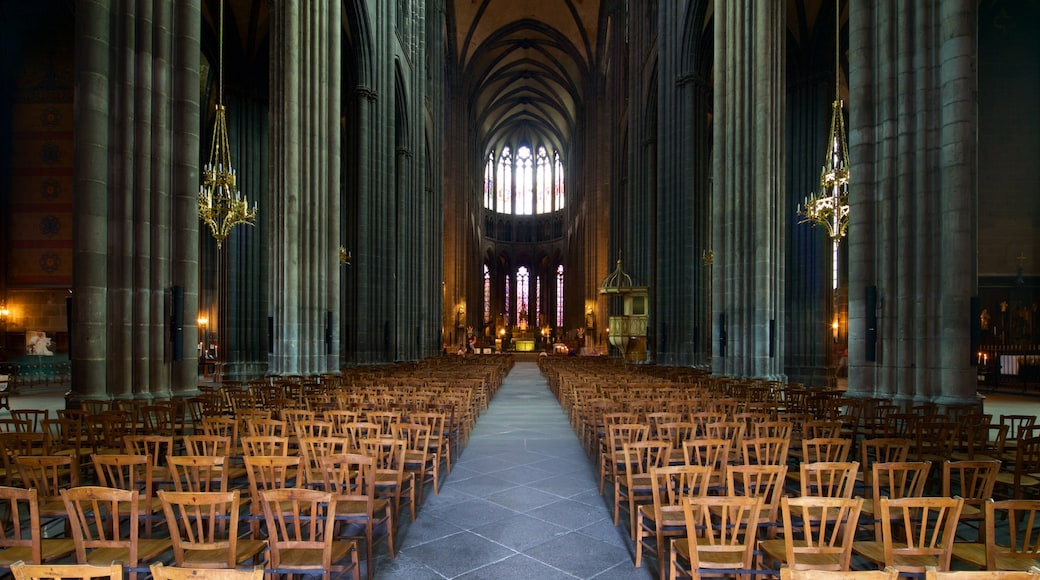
left=377, top=361, right=654, bottom=579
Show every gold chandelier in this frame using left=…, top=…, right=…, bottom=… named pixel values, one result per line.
left=797, top=0, right=849, bottom=290
left=198, top=0, right=256, bottom=248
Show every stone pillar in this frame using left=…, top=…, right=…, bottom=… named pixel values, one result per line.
left=72, top=0, right=112, bottom=403
left=73, top=1, right=188, bottom=402
left=268, top=0, right=341, bottom=375
left=847, top=1, right=977, bottom=405
left=170, top=0, right=202, bottom=395
left=712, top=0, right=786, bottom=379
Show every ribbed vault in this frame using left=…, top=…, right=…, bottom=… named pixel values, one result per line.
left=449, top=0, right=604, bottom=153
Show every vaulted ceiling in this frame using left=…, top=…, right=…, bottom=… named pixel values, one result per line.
left=447, top=0, right=606, bottom=156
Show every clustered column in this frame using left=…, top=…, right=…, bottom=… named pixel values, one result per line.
left=847, top=0, right=977, bottom=405
left=72, top=0, right=201, bottom=402
left=712, top=0, right=786, bottom=379
left=268, top=0, right=342, bottom=375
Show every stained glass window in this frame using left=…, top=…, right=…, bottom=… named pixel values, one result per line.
left=483, top=152, right=495, bottom=210
left=515, top=146, right=533, bottom=215
left=483, top=264, right=490, bottom=324
left=496, top=147, right=512, bottom=214
left=536, top=147, right=551, bottom=213
left=556, top=265, right=564, bottom=327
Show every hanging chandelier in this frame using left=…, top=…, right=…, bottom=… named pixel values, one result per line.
left=198, top=0, right=256, bottom=248
left=797, top=0, right=849, bottom=290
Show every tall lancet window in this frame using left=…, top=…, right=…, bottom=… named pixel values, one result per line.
left=504, top=274, right=511, bottom=320
left=515, top=146, right=533, bottom=215
left=556, top=265, right=564, bottom=327
left=516, top=266, right=530, bottom=330
left=535, top=147, right=551, bottom=213
left=554, top=151, right=565, bottom=210
left=483, top=152, right=495, bottom=210
left=496, top=147, right=512, bottom=214
left=536, top=275, right=542, bottom=328
left=483, top=264, right=490, bottom=324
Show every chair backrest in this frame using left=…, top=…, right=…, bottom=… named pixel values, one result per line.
left=941, top=460, right=1000, bottom=509
left=683, top=438, right=731, bottom=473
left=879, top=495, right=964, bottom=572
left=11, top=561, right=122, bottom=580
left=0, top=487, right=43, bottom=563
left=166, top=455, right=229, bottom=493
left=681, top=494, right=762, bottom=574
left=240, top=435, right=290, bottom=456
left=779, top=567, right=900, bottom=580
left=11, top=410, right=49, bottom=434
left=298, top=437, right=352, bottom=486
left=799, top=461, right=860, bottom=498
left=16, top=455, right=78, bottom=499
left=780, top=496, right=864, bottom=571
left=802, top=437, right=853, bottom=463
left=243, top=417, right=287, bottom=438
left=802, top=420, right=845, bottom=439
left=871, top=461, right=931, bottom=501
left=984, top=499, right=1040, bottom=571
left=648, top=464, right=712, bottom=521
left=60, top=486, right=139, bottom=564
left=260, top=488, right=338, bottom=574
left=123, top=435, right=175, bottom=473
left=157, top=489, right=242, bottom=568
left=756, top=420, right=794, bottom=439
left=924, top=567, right=1040, bottom=580
left=621, top=440, right=672, bottom=480
left=742, top=436, right=790, bottom=466
left=200, top=417, right=239, bottom=447
left=726, top=463, right=788, bottom=525
left=182, top=435, right=235, bottom=457
left=859, top=438, right=912, bottom=482
left=91, top=454, right=153, bottom=499
left=149, top=563, right=263, bottom=580
left=243, top=455, right=300, bottom=513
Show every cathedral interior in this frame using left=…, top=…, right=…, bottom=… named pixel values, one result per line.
left=0, top=0, right=1037, bottom=407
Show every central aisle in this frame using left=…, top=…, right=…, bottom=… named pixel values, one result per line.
left=376, top=361, right=655, bottom=579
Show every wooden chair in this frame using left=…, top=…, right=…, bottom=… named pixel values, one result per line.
left=803, top=438, right=853, bottom=463
left=11, top=410, right=49, bottom=435
left=851, top=495, right=964, bottom=574
left=995, top=436, right=1040, bottom=500
left=760, top=496, right=863, bottom=572
left=942, top=459, right=1001, bottom=539
left=779, top=568, right=899, bottom=580
left=243, top=417, right=287, bottom=438
left=410, top=411, right=451, bottom=491
left=924, top=565, right=1040, bottom=580
left=166, top=454, right=230, bottom=493
left=668, top=495, right=762, bottom=580
left=856, top=437, right=912, bottom=493
left=122, top=435, right=175, bottom=490
left=149, top=562, right=264, bottom=580
left=726, top=463, right=788, bottom=539
left=953, top=499, right=1040, bottom=571
left=242, top=455, right=300, bottom=537
left=599, top=422, right=648, bottom=494
left=60, top=486, right=171, bottom=580
left=297, top=436, right=351, bottom=487
left=798, top=461, right=860, bottom=499
left=317, top=453, right=394, bottom=580
left=635, top=464, right=712, bottom=578
left=682, top=438, right=730, bottom=491
left=15, top=455, right=79, bottom=520
left=90, top=453, right=163, bottom=538
left=358, top=437, right=416, bottom=524
left=260, top=487, right=360, bottom=580
left=616, top=440, right=672, bottom=539
left=0, top=487, right=75, bottom=567
left=157, top=489, right=266, bottom=569
left=393, top=422, right=436, bottom=505
left=10, top=561, right=122, bottom=580
left=859, top=460, right=932, bottom=536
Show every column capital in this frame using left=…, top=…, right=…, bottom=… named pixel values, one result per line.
left=355, top=86, right=378, bottom=101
